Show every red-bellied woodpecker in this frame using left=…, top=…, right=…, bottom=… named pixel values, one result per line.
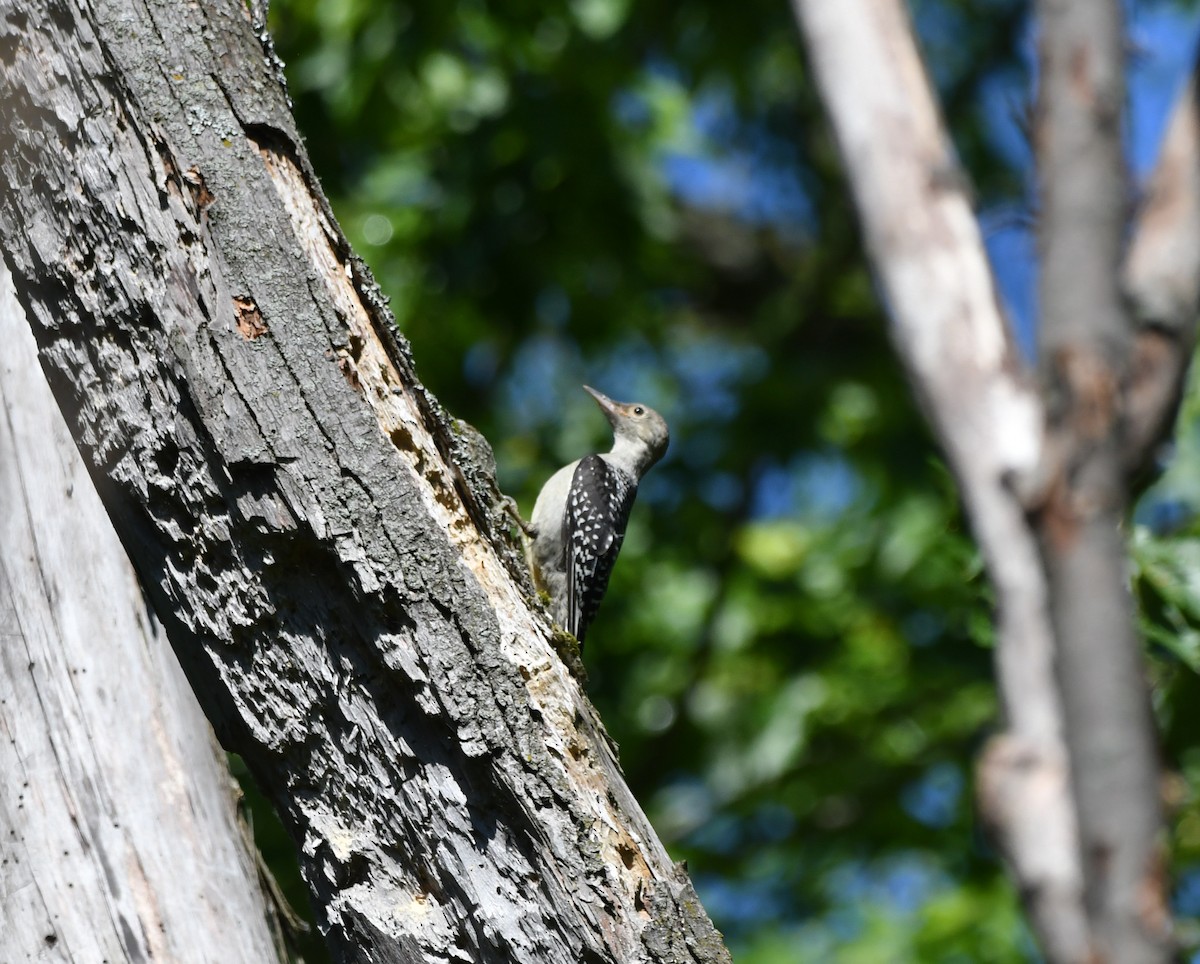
left=529, top=385, right=669, bottom=645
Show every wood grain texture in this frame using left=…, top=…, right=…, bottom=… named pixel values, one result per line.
left=0, top=266, right=284, bottom=963
left=0, top=1, right=727, bottom=961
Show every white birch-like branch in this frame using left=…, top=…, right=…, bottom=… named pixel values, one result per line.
left=1123, top=64, right=1200, bottom=471
left=789, top=1, right=1088, bottom=959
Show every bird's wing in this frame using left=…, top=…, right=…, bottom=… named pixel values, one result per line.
left=564, top=455, right=637, bottom=644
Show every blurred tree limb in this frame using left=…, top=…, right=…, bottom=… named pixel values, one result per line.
left=1125, top=64, right=1200, bottom=470
left=793, top=0, right=1198, bottom=960
left=0, top=1, right=728, bottom=961
left=1033, top=3, right=1170, bottom=960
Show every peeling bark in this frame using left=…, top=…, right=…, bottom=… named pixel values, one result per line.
left=0, top=266, right=285, bottom=963
left=0, top=1, right=728, bottom=962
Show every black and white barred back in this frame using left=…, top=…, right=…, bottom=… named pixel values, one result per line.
left=563, top=454, right=638, bottom=644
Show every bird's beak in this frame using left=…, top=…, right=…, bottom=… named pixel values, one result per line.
left=583, top=385, right=620, bottom=422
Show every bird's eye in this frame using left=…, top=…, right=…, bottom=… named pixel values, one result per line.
left=633, top=406, right=645, bottom=415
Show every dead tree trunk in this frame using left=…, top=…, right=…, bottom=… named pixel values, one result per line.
left=0, top=1, right=729, bottom=962
left=0, top=266, right=285, bottom=963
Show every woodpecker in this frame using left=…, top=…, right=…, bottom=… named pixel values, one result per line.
left=529, top=385, right=669, bottom=645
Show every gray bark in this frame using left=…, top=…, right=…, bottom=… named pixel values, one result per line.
left=1034, top=3, right=1171, bottom=960
left=0, top=265, right=284, bottom=963
left=0, top=1, right=728, bottom=962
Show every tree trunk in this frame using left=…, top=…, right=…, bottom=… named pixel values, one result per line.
left=0, top=266, right=285, bottom=963
left=0, top=2, right=729, bottom=962
left=1033, top=3, right=1170, bottom=960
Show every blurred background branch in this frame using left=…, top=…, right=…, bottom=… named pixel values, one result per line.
left=789, top=0, right=1087, bottom=958
left=1032, top=0, right=1174, bottom=958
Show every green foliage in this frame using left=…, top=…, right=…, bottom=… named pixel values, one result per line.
left=253, top=0, right=1197, bottom=960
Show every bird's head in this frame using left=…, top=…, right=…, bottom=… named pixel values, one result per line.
left=584, top=385, right=670, bottom=470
